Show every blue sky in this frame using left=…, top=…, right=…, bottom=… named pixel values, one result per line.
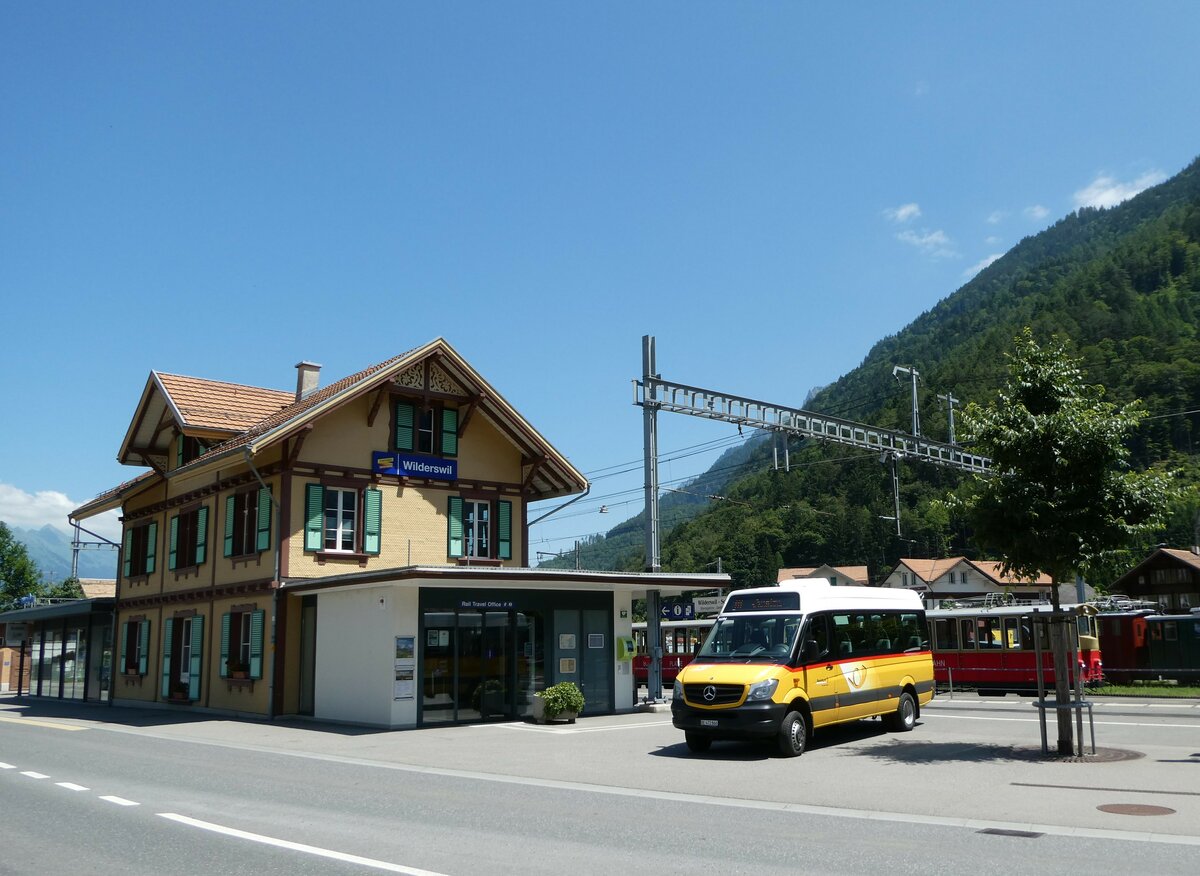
left=2, top=3, right=1199, bottom=562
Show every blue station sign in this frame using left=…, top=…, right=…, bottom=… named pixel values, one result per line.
left=372, top=451, right=458, bottom=481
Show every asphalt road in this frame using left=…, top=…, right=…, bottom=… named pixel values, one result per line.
left=2, top=693, right=1198, bottom=875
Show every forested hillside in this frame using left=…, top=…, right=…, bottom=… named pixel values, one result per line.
left=561, top=156, right=1200, bottom=588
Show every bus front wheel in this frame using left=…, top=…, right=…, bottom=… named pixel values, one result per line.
left=777, top=710, right=808, bottom=757
left=685, top=732, right=712, bottom=753
left=886, top=691, right=917, bottom=732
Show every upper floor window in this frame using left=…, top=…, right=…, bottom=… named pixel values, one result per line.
left=395, top=401, right=458, bottom=457
left=176, top=434, right=208, bottom=468
left=169, top=505, right=209, bottom=570
left=448, top=496, right=512, bottom=561
left=123, top=521, right=158, bottom=578
left=224, top=488, right=272, bottom=558
left=304, top=483, right=382, bottom=556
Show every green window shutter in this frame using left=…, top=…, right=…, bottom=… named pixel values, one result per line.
left=224, top=495, right=236, bottom=557
left=123, top=530, right=133, bottom=577
left=188, top=616, right=204, bottom=700
left=395, top=401, right=415, bottom=452
left=168, top=516, right=179, bottom=570
left=304, top=484, right=324, bottom=551
left=195, top=506, right=208, bottom=566
left=145, top=522, right=158, bottom=574
left=256, top=487, right=273, bottom=552
left=441, top=407, right=459, bottom=457
left=177, top=434, right=184, bottom=468
left=364, top=488, right=382, bottom=556
left=220, top=613, right=231, bottom=678
left=447, top=496, right=464, bottom=557
left=120, top=621, right=129, bottom=673
left=249, top=609, right=265, bottom=679
left=498, top=500, right=512, bottom=560
left=161, top=620, right=174, bottom=698
left=138, top=621, right=150, bottom=675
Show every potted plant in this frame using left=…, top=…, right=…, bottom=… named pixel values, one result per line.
left=532, top=681, right=585, bottom=724
left=169, top=680, right=191, bottom=702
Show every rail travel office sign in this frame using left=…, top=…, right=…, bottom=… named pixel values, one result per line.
left=372, top=451, right=458, bottom=481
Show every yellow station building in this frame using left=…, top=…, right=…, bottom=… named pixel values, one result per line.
left=69, top=339, right=728, bottom=726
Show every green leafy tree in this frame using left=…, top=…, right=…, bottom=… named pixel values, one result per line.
left=0, top=522, right=43, bottom=609
left=45, top=576, right=86, bottom=600
left=955, top=329, right=1179, bottom=753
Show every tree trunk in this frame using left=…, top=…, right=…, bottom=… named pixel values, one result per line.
left=1049, top=585, right=1075, bottom=755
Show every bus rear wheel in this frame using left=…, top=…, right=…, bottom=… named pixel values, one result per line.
left=685, top=732, right=712, bottom=753
left=777, top=710, right=808, bottom=757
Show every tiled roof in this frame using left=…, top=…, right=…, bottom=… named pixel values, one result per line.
left=79, top=579, right=116, bottom=598
left=897, top=557, right=966, bottom=582
left=969, top=560, right=1054, bottom=586
left=1162, top=548, right=1200, bottom=572
left=777, top=565, right=870, bottom=584
left=191, top=350, right=416, bottom=463
left=156, top=373, right=294, bottom=432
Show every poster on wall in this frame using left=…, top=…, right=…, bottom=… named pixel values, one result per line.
left=559, top=657, right=577, bottom=674
left=395, top=636, right=415, bottom=661
left=588, top=633, right=604, bottom=649
left=558, top=633, right=576, bottom=650
left=394, top=669, right=414, bottom=700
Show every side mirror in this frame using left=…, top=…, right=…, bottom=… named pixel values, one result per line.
left=802, top=639, right=820, bottom=661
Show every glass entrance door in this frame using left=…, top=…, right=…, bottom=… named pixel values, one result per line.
left=422, top=608, right=525, bottom=724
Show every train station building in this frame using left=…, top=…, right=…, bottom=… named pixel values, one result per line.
left=66, top=339, right=728, bottom=727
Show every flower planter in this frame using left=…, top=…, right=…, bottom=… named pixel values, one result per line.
left=531, top=696, right=577, bottom=724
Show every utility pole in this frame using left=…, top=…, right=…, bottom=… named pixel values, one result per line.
left=937, top=391, right=960, bottom=445
left=893, top=365, right=921, bottom=436
left=641, top=335, right=664, bottom=703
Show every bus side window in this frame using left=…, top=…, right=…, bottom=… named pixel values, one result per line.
left=934, top=618, right=958, bottom=650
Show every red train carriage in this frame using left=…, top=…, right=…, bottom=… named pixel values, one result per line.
left=631, top=619, right=713, bottom=684
left=928, top=604, right=1102, bottom=694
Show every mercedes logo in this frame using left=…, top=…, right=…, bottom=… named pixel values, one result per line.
left=703, top=685, right=717, bottom=702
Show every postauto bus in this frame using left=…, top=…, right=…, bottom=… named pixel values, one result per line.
left=671, top=579, right=934, bottom=757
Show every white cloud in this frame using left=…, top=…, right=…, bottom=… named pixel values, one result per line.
left=963, top=253, right=1003, bottom=278
left=0, top=483, right=122, bottom=543
left=1024, top=204, right=1049, bottom=220
left=1073, top=170, right=1167, bottom=209
left=884, top=203, right=922, bottom=223
left=896, top=228, right=957, bottom=259
left=986, top=210, right=1007, bottom=225
left=985, top=235, right=1002, bottom=246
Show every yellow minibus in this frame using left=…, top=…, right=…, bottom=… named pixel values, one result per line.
left=671, top=579, right=934, bottom=756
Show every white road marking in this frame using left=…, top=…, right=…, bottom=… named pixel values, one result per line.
left=0, top=762, right=16, bottom=769
left=158, top=813, right=449, bottom=875
left=99, top=796, right=139, bottom=806
left=20, top=771, right=49, bottom=779
left=57, top=782, right=90, bottom=791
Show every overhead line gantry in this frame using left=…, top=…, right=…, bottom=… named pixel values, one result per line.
left=632, top=335, right=991, bottom=703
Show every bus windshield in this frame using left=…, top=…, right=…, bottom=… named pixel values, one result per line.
left=694, top=614, right=803, bottom=663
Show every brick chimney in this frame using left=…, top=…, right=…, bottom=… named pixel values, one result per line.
left=295, top=361, right=322, bottom=401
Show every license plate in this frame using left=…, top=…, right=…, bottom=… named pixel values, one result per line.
left=700, top=719, right=718, bottom=728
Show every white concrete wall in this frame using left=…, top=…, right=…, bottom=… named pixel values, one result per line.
left=314, top=584, right=420, bottom=728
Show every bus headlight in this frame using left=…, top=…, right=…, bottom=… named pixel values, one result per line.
left=747, top=678, right=778, bottom=701
left=673, top=678, right=683, bottom=699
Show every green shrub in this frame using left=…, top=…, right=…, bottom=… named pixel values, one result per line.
left=536, top=681, right=585, bottom=718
